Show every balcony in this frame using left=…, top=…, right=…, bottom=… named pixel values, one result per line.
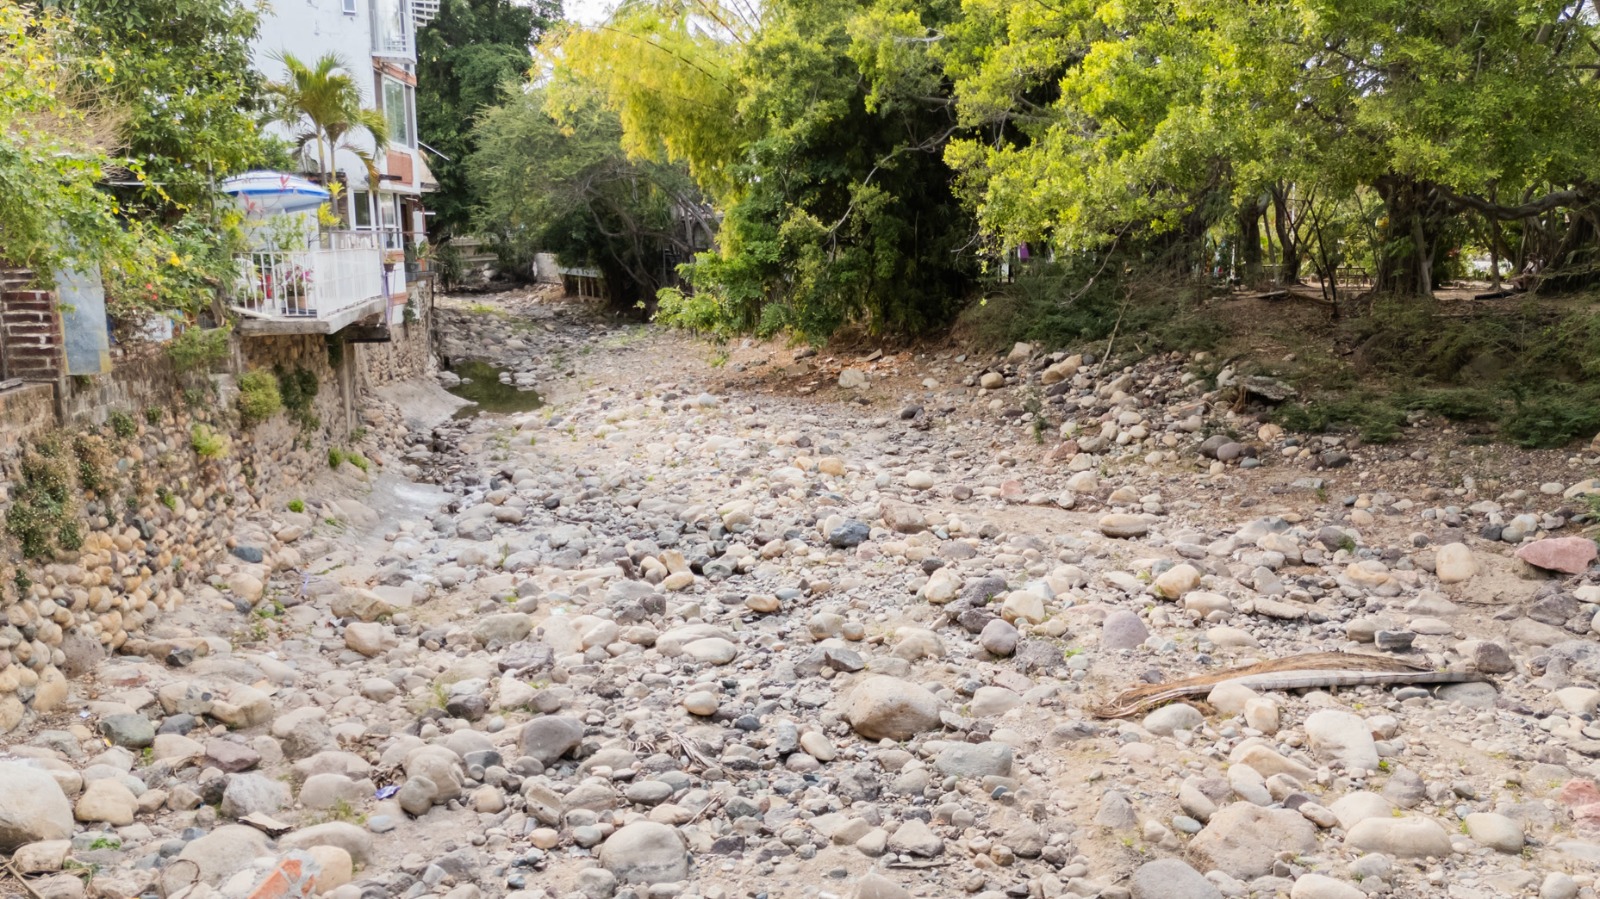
left=230, top=231, right=390, bottom=336
left=371, top=0, right=415, bottom=60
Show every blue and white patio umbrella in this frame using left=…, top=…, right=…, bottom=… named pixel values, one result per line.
left=219, top=171, right=330, bottom=215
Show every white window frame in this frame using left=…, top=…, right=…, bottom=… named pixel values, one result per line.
left=382, top=77, right=415, bottom=148
left=341, top=0, right=356, bottom=15
left=350, top=190, right=374, bottom=229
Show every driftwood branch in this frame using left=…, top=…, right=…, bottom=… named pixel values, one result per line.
left=1091, top=652, right=1490, bottom=718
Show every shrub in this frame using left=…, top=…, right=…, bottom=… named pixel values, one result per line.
left=191, top=424, right=227, bottom=458
left=275, top=365, right=319, bottom=430
left=5, top=435, right=79, bottom=559
left=167, top=325, right=231, bottom=373
left=327, top=447, right=344, bottom=468
left=236, top=370, right=282, bottom=427
left=72, top=433, right=116, bottom=495
left=288, top=499, right=305, bottom=513
left=144, top=405, right=163, bottom=426
left=108, top=410, right=137, bottom=440
left=1502, top=387, right=1600, bottom=449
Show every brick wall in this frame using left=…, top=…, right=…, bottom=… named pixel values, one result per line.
left=0, top=288, right=64, bottom=382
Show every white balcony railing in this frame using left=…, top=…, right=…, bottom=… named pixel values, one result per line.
left=372, top=0, right=414, bottom=59
left=231, top=232, right=386, bottom=325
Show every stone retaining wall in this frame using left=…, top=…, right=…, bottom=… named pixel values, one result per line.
left=0, top=297, right=436, bottom=734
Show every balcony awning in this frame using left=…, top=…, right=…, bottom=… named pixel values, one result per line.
left=414, top=152, right=439, bottom=193
left=220, top=171, right=330, bottom=215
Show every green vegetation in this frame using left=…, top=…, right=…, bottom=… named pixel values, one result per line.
left=5, top=435, right=83, bottom=559
left=108, top=410, right=137, bottom=440
left=469, top=88, right=702, bottom=306
left=515, top=0, right=1600, bottom=381
left=190, top=424, right=228, bottom=459
left=168, top=325, right=232, bottom=374
left=554, top=0, right=975, bottom=340
left=416, top=0, right=560, bottom=241
left=72, top=433, right=116, bottom=495
left=144, top=406, right=164, bottom=426
left=236, top=370, right=283, bottom=427
left=1270, top=302, right=1600, bottom=447
left=265, top=53, right=389, bottom=184
left=274, top=366, right=320, bottom=431
left=288, top=499, right=305, bottom=513
left=327, top=447, right=345, bottom=469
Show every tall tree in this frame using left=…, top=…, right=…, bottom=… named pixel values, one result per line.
left=555, top=0, right=980, bottom=341
left=415, top=0, right=561, bottom=239
left=57, top=0, right=279, bottom=214
left=468, top=87, right=704, bottom=305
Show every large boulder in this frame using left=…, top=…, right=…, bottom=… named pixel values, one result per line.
left=1345, top=816, right=1453, bottom=858
left=598, top=821, right=689, bottom=884
left=0, top=763, right=73, bottom=851
left=1516, top=538, right=1598, bottom=575
left=175, top=825, right=274, bottom=886
left=1131, top=859, right=1222, bottom=899
left=845, top=676, right=941, bottom=740
left=517, top=716, right=585, bottom=765
left=1190, top=803, right=1316, bottom=879
left=1304, top=709, right=1380, bottom=771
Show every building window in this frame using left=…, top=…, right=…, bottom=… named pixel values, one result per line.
left=371, top=0, right=412, bottom=58
left=342, top=0, right=356, bottom=14
left=351, top=190, right=373, bottom=228
left=378, top=194, right=402, bottom=248
left=383, top=78, right=414, bottom=148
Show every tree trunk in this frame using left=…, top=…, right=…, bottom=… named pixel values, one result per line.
left=1535, top=209, right=1600, bottom=294
left=1270, top=185, right=1302, bottom=284
left=1236, top=198, right=1263, bottom=286
left=1375, top=175, right=1440, bottom=298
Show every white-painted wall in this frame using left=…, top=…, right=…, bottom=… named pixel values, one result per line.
left=251, top=0, right=427, bottom=207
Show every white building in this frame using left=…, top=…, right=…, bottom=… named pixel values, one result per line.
left=235, top=0, right=439, bottom=333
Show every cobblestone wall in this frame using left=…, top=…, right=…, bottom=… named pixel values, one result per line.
left=0, top=307, right=435, bottom=733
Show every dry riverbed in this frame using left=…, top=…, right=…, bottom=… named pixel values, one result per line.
left=3, top=289, right=1600, bottom=899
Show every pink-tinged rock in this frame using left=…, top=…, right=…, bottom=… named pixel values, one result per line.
left=1515, top=538, right=1598, bottom=575
left=1558, top=780, right=1600, bottom=829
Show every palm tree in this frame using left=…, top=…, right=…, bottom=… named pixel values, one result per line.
left=265, top=52, right=390, bottom=187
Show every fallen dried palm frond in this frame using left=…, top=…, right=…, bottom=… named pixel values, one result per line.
left=1091, top=652, right=1489, bottom=718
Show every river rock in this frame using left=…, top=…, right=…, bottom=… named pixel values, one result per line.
left=175, top=825, right=273, bottom=886
left=598, top=821, right=689, bottom=884
left=219, top=772, right=290, bottom=819
left=1304, top=709, right=1380, bottom=770
left=518, top=716, right=585, bottom=764
left=1131, top=859, right=1221, bottom=899
left=1099, top=514, right=1149, bottom=538
left=1435, top=543, right=1477, bottom=584
left=846, top=676, right=940, bottom=740
left=74, top=779, right=136, bottom=825
left=1101, top=609, right=1149, bottom=649
left=1190, top=803, right=1317, bottom=879
left=1464, top=811, right=1524, bottom=853
left=1516, top=537, right=1598, bottom=575
left=1291, top=874, right=1365, bottom=899
left=1344, top=816, right=1453, bottom=858
left=0, top=763, right=73, bottom=851
left=1153, top=564, right=1201, bottom=598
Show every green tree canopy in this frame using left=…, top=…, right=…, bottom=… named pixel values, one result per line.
left=56, top=0, right=280, bottom=214
left=553, top=0, right=980, bottom=341
left=469, top=86, right=705, bottom=304
left=416, top=0, right=561, bottom=239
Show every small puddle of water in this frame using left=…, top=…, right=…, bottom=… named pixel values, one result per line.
left=446, top=359, right=545, bottom=419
